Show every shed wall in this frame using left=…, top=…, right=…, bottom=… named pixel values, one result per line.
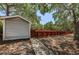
left=3, top=17, right=30, bottom=40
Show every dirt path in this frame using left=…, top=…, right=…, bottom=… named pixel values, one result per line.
left=31, top=38, right=54, bottom=55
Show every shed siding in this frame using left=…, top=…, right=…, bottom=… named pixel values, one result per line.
left=4, top=17, right=30, bottom=40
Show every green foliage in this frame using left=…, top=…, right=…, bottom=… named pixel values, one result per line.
left=0, top=3, right=77, bottom=32
left=55, top=18, right=74, bottom=32
left=32, top=22, right=43, bottom=30
left=44, top=21, right=54, bottom=30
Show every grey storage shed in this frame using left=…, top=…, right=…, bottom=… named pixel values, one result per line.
left=0, top=15, right=31, bottom=40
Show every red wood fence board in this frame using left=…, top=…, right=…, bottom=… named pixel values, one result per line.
left=31, top=30, right=72, bottom=38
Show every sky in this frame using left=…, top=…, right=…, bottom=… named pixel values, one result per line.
left=36, top=10, right=55, bottom=25
left=0, top=10, right=6, bottom=16
left=0, top=10, right=55, bottom=25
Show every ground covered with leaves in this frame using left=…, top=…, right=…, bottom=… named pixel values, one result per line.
left=0, top=39, right=35, bottom=55
left=0, top=34, right=79, bottom=55
left=38, top=34, right=79, bottom=55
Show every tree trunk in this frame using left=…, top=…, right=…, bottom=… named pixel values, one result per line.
left=6, top=4, right=9, bottom=16
left=72, top=9, right=79, bottom=41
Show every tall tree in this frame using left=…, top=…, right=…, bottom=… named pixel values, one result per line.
left=6, top=4, right=9, bottom=16
left=51, top=4, right=79, bottom=40
left=37, top=3, right=79, bottom=40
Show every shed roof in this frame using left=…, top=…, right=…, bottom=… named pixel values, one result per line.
left=0, top=15, right=31, bottom=24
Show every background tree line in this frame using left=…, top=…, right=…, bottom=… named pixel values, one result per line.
left=0, top=3, right=79, bottom=40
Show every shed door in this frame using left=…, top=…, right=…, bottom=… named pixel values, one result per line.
left=4, top=18, right=30, bottom=40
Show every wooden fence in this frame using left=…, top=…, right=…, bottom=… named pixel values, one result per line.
left=31, top=30, right=72, bottom=38
left=0, top=30, right=72, bottom=38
